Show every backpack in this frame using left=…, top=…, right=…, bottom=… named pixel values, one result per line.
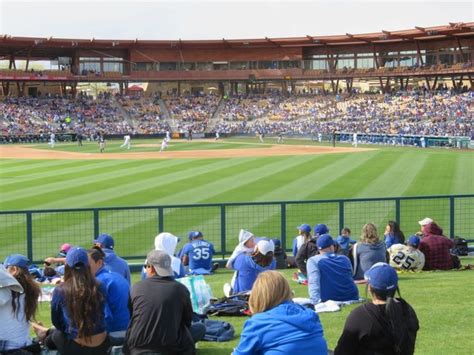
left=451, top=237, right=468, bottom=256
left=206, top=293, right=250, bottom=316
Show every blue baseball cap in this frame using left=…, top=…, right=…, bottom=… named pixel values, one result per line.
left=272, top=239, right=281, bottom=248
left=297, top=224, right=312, bottom=234
left=364, top=262, right=398, bottom=291
left=407, top=235, right=421, bottom=248
left=66, top=247, right=89, bottom=268
left=188, top=231, right=203, bottom=240
left=94, top=233, right=115, bottom=249
left=317, top=234, right=335, bottom=250
left=314, top=223, right=329, bottom=235
left=4, top=254, right=30, bottom=269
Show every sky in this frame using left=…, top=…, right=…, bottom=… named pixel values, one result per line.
left=0, top=0, right=472, bottom=40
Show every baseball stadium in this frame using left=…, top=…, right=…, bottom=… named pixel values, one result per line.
left=0, top=14, right=473, bottom=355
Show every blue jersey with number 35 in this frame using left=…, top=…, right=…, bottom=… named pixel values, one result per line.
left=182, top=240, right=215, bottom=271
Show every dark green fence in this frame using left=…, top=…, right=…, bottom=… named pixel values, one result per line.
left=1, top=194, right=473, bottom=263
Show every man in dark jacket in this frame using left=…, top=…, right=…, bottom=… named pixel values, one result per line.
left=295, top=223, right=329, bottom=275
left=124, top=250, right=205, bottom=355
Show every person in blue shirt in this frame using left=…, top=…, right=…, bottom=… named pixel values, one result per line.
left=383, top=220, right=406, bottom=248
left=307, top=234, right=359, bottom=305
left=181, top=231, right=216, bottom=275
left=94, top=233, right=131, bottom=285
left=231, top=239, right=276, bottom=294
left=233, top=270, right=328, bottom=355
left=38, top=247, right=110, bottom=354
left=87, top=247, right=130, bottom=334
left=336, top=227, right=357, bottom=256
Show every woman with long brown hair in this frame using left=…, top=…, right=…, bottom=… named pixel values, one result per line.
left=352, top=223, right=387, bottom=280
left=1, top=254, right=41, bottom=353
left=39, top=247, right=109, bottom=354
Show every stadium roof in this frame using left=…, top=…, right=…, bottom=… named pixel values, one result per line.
left=0, top=22, right=473, bottom=56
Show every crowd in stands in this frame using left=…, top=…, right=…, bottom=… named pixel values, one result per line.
left=1, top=214, right=469, bottom=354
left=1, top=90, right=472, bottom=139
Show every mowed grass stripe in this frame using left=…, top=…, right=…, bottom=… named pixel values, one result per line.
left=27, top=157, right=263, bottom=210
left=4, top=158, right=213, bottom=210
left=1, top=159, right=195, bottom=205
left=0, top=160, right=137, bottom=191
left=0, top=159, right=83, bottom=175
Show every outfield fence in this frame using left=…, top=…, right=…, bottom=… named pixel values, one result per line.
left=1, top=194, right=473, bottom=263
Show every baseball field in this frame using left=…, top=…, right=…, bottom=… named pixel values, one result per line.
left=1, top=137, right=474, bottom=354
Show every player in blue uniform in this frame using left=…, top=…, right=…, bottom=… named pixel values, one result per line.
left=181, top=231, right=216, bottom=275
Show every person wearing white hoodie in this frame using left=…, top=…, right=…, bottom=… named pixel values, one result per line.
left=141, top=232, right=186, bottom=279
left=226, top=229, right=256, bottom=269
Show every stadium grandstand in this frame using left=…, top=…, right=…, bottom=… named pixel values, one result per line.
left=0, top=22, right=473, bottom=145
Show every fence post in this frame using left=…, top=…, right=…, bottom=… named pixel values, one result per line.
left=281, top=203, right=287, bottom=250
left=339, top=200, right=345, bottom=232
left=93, top=209, right=99, bottom=238
left=220, top=205, right=226, bottom=258
left=449, top=196, right=455, bottom=238
left=395, top=199, right=401, bottom=223
left=158, top=207, right=164, bottom=233
left=26, top=212, right=33, bottom=261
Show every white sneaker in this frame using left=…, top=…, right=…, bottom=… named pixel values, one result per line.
left=223, top=283, right=232, bottom=297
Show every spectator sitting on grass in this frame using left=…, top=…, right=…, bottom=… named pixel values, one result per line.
left=233, top=271, right=328, bottom=355
left=1, top=255, right=41, bottom=353
left=307, top=235, right=359, bottom=305
left=295, top=223, right=329, bottom=276
left=226, top=229, right=256, bottom=269
left=336, top=227, right=356, bottom=256
left=352, top=223, right=387, bottom=280
left=180, top=231, right=217, bottom=275
left=94, top=233, right=131, bottom=284
left=419, top=222, right=456, bottom=270
left=334, top=263, right=419, bottom=355
left=383, top=220, right=406, bottom=248
left=388, top=235, right=425, bottom=271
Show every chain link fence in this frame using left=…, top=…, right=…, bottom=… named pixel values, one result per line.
left=0, top=195, right=472, bottom=262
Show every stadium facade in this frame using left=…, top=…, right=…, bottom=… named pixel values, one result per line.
left=0, top=23, right=473, bottom=96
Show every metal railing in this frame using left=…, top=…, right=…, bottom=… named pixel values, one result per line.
left=1, top=194, right=472, bottom=263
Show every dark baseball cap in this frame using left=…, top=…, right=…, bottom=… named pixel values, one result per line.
left=4, top=254, right=30, bottom=269
left=66, top=247, right=89, bottom=268
left=146, top=250, right=173, bottom=277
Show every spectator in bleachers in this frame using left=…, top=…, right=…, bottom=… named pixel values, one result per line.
left=87, top=247, right=130, bottom=335
left=419, top=222, right=456, bottom=270
left=94, top=233, right=131, bottom=285
left=307, top=235, right=359, bottom=305
left=234, top=271, right=328, bottom=355
left=124, top=250, right=205, bottom=354
left=352, top=223, right=387, bottom=280
left=335, top=263, right=419, bottom=355
left=1, top=255, right=41, bottom=353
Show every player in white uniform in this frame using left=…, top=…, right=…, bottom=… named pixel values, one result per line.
left=215, top=131, right=220, bottom=141
left=317, top=132, right=322, bottom=143
left=388, top=235, right=425, bottom=271
left=120, top=134, right=131, bottom=149
left=160, top=137, right=169, bottom=152
left=48, top=133, right=56, bottom=148
left=420, top=136, right=426, bottom=148
left=352, top=132, right=358, bottom=148
left=166, top=130, right=171, bottom=141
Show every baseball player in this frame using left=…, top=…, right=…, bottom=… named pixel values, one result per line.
left=120, top=134, right=131, bottom=149
left=48, top=132, right=56, bottom=148
left=257, top=130, right=264, bottom=143
left=215, top=131, right=220, bottom=141
left=277, top=132, right=284, bottom=144
left=352, top=132, right=358, bottom=148
left=160, top=137, right=169, bottom=152
left=317, top=132, right=322, bottom=143
left=166, top=130, right=171, bottom=141
left=388, top=235, right=425, bottom=271
left=98, top=133, right=106, bottom=153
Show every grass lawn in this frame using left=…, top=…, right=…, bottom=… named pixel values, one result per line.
left=35, top=257, right=474, bottom=354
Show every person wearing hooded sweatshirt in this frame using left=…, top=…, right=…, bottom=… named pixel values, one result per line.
left=231, top=240, right=276, bottom=294
left=226, top=229, right=256, bottom=269
left=419, top=222, right=455, bottom=270
left=352, top=223, right=387, bottom=280
left=233, top=271, right=328, bottom=355
left=142, top=232, right=186, bottom=279
left=1, top=261, right=41, bottom=353
left=94, top=233, right=131, bottom=285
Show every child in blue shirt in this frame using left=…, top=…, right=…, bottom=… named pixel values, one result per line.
left=336, top=227, right=356, bottom=256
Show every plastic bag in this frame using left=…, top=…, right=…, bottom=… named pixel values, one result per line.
left=177, top=275, right=213, bottom=315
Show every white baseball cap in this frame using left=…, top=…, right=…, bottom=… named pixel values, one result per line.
left=418, top=217, right=433, bottom=226
left=256, top=240, right=275, bottom=255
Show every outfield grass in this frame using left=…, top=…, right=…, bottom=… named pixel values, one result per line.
left=0, top=139, right=473, bottom=261
left=34, top=260, right=474, bottom=355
